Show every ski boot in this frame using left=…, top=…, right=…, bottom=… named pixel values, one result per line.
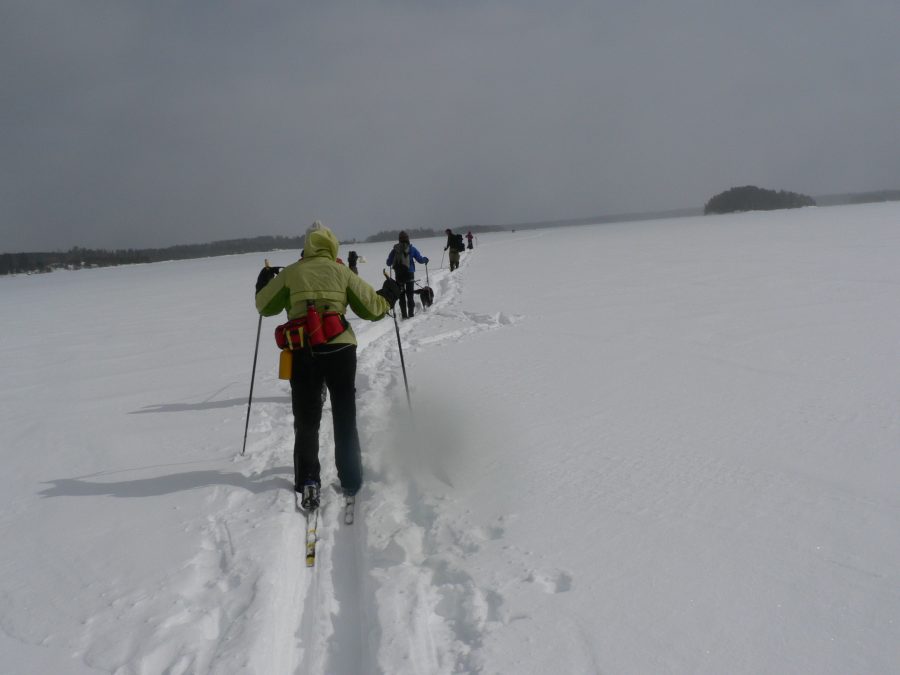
left=299, top=480, right=320, bottom=511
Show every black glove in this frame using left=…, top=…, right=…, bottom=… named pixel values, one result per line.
left=255, top=266, right=282, bottom=293
left=376, top=277, right=402, bottom=307
left=422, top=257, right=429, bottom=265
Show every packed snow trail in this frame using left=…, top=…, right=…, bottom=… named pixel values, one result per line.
left=227, top=247, right=513, bottom=674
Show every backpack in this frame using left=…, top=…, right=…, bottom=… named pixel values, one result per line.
left=453, top=233, right=465, bottom=251
left=392, top=242, right=411, bottom=277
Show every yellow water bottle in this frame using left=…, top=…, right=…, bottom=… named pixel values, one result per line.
left=278, top=349, right=293, bottom=380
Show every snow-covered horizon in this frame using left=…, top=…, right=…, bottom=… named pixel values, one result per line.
left=2, top=203, right=898, bottom=673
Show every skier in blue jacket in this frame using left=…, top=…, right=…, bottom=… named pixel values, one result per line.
left=386, top=231, right=429, bottom=319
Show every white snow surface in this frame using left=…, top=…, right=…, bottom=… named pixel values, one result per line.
left=2, top=203, right=899, bottom=674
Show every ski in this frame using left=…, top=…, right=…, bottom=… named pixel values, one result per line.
left=344, top=495, right=355, bottom=525
left=305, top=506, right=319, bottom=567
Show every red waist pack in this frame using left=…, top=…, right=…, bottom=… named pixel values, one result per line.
left=274, top=306, right=347, bottom=350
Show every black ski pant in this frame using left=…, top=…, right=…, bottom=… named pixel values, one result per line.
left=290, top=344, right=362, bottom=495
left=395, top=269, right=415, bottom=318
left=399, top=280, right=415, bottom=318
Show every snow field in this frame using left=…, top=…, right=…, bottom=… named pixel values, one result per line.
left=1, top=203, right=899, bottom=673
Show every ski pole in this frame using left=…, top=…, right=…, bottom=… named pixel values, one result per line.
left=242, top=259, right=273, bottom=456
left=425, top=263, right=430, bottom=286
left=241, top=313, right=263, bottom=456
left=384, top=269, right=413, bottom=413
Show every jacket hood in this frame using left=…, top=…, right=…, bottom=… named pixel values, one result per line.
left=304, top=225, right=339, bottom=261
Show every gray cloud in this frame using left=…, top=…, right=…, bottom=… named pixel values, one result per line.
left=2, top=0, right=899, bottom=251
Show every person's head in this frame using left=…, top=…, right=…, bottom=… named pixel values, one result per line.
left=398, top=231, right=410, bottom=243
left=302, top=221, right=339, bottom=261
left=445, top=229, right=452, bottom=235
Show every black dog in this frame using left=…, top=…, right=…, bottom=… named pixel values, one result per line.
left=414, top=286, right=434, bottom=308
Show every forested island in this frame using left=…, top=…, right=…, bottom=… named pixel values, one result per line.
left=704, top=186, right=815, bottom=214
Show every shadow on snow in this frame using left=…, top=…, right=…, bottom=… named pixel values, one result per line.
left=129, top=395, right=291, bottom=414
left=39, top=466, right=293, bottom=498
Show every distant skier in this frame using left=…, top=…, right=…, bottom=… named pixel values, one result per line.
left=347, top=250, right=359, bottom=275
left=444, top=229, right=464, bottom=271
left=466, top=231, right=474, bottom=249
left=386, top=231, right=429, bottom=319
left=255, top=221, right=401, bottom=510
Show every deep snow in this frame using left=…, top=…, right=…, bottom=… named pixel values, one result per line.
left=1, top=203, right=899, bottom=674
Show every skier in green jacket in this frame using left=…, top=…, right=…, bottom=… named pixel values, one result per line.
left=255, top=222, right=401, bottom=510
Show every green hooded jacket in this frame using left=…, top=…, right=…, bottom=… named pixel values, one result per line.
left=255, top=226, right=389, bottom=346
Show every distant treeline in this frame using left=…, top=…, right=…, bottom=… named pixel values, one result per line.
left=0, top=235, right=306, bottom=276
left=6, top=187, right=898, bottom=275
left=814, top=189, right=900, bottom=207
left=364, top=225, right=503, bottom=243
left=704, top=186, right=815, bottom=215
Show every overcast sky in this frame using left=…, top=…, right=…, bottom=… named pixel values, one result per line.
left=2, top=1, right=899, bottom=252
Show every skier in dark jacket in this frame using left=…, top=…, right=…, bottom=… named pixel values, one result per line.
left=347, top=250, right=359, bottom=275
left=256, top=222, right=401, bottom=510
left=444, top=229, right=461, bottom=271
left=385, top=231, right=429, bottom=319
